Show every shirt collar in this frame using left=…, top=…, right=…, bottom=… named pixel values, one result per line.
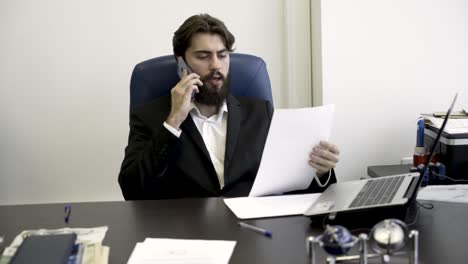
left=191, top=100, right=228, bottom=123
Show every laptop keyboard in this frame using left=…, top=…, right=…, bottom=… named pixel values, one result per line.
left=349, top=176, right=405, bottom=208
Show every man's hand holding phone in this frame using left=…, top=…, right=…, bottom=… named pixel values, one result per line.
left=166, top=66, right=202, bottom=130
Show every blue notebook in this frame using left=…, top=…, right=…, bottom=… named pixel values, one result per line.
left=11, top=233, right=77, bottom=264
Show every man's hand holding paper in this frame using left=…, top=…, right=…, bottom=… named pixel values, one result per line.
left=309, top=140, right=340, bottom=177
left=249, top=105, right=338, bottom=197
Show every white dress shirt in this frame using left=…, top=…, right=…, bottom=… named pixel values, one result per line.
left=163, top=101, right=228, bottom=189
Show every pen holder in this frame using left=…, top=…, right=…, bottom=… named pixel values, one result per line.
left=306, top=219, right=419, bottom=264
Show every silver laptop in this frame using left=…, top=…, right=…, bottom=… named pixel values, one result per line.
left=304, top=94, right=458, bottom=217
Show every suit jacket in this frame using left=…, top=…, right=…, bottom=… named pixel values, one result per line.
left=118, top=94, right=336, bottom=200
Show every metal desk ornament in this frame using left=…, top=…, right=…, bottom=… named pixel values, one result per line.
left=307, top=219, right=419, bottom=264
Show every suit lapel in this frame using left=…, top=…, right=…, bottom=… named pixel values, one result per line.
left=173, top=96, right=242, bottom=192
left=159, top=97, right=218, bottom=193
left=179, top=116, right=221, bottom=192
left=180, top=115, right=211, bottom=160
left=163, top=95, right=212, bottom=163
left=224, top=95, right=241, bottom=184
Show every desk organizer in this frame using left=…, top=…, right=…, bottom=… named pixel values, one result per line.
left=306, top=219, right=419, bottom=264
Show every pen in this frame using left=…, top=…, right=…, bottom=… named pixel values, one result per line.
left=238, top=222, right=272, bottom=238
left=64, top=204, right=71, bottom=224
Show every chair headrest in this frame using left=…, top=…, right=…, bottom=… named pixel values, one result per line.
left=130, top=53, right=273, bottom=110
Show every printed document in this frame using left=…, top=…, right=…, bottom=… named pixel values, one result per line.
left=417, top=185, right=468, bottom=204
left=127, top=238, right=236, bottom=264
left=249, top=105, right=335, bottom=197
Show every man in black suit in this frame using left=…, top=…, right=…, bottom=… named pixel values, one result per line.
left=118, top=14, right=340, bottom=200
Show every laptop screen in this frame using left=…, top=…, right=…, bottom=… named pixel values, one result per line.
left=410, top=93, right=458, bottom=201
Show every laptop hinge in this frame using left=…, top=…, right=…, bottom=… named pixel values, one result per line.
left=404, top=177, right=418, bottom=199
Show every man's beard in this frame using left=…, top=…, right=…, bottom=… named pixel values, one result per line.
left=194, top=71, right=230, bottom=109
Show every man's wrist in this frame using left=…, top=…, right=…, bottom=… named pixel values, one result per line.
left=163, top=122, right=182, bottom=138
left=165, top=115, right=183, bottom=130
left=315, top=170, right=332, bottom=187
left=316, top=171, right=327, bottom=178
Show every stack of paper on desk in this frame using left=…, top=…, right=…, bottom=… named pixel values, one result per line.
left=417, top=185, right=468, bottom=204
left=0, top=226, right=109, bottom=264
left=224, top=193, right=320, bottom=219
left=423, top=115, right=468, bottom=134
left=127, top=238, right=236, bottom=264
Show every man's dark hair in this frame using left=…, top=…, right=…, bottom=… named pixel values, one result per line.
left=173, top=14, right=235, bottom=58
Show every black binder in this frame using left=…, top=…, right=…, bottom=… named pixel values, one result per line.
left=11, top=233, right=77, bottom=264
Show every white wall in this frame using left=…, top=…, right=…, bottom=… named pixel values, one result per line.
left=8, top=0, right=464, bottom=204
left=0, top=0, right=313, bottom=205
left=317, top=0, right=468, bottom=181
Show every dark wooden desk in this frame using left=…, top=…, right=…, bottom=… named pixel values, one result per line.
left=1, top=199, right=467, bottom=263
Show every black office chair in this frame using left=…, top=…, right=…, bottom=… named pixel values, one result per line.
left=129, top=53, right=273, bottom=110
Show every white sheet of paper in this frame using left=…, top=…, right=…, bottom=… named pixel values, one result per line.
left=417, top=185, right=468, bottom=203
left=249, top=105, right=335, bottom=197
left=224, top=193, right=320, bottom=219
left=127, top=238, right=236, bottom=264
left=425, top=116, right=468, bottom=134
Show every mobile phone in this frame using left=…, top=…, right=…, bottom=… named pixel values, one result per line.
left=177, top=56, right=193, bottom=79
left=176, top=57, right=197, bottom=100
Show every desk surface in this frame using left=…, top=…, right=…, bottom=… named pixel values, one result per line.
left=1, top=198, right=467, bottom=264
